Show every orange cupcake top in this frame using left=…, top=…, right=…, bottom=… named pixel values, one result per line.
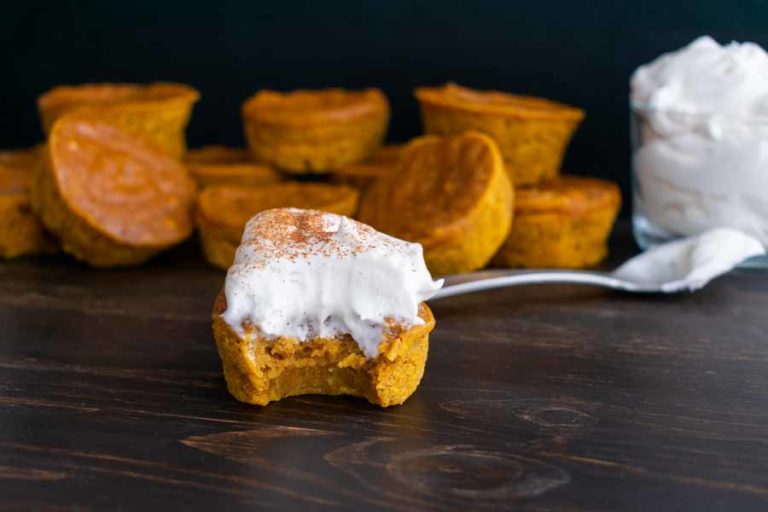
left=242, top=88, right=389, bottom=125
left=47, top=115, right=196, bottom=246
left=516, top=176, right=621, bottom=216
left=415, top=83, right=584, bottom=120
left=38, top=82, right=199, bottom=131
left=358, top=132, right=505, bottom=242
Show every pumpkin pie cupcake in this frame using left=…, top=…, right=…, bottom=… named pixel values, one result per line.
left=0, top=147, right=57, bottom=258
left=415, top=83, right=584, bottom=185
left=185, top=145, right=282, bottom=188
left=332, top=144, right=403, bottom=189
left=358, top=132, right=513, bottom=275
left=38, top=82, right=199, bottom=158
left=212, top=208, right=442, bottom=407
left=196, top=182, right=359, bottom=269
left=493, top=175, right=621, bottom=268
left=242, top=88, right=389, bottom=173
left=31, top=115, right=196, bottom=267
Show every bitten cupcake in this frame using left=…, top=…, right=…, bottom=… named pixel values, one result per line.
left=212, top=208, right=442, bottom=407
left=493, top=175, right=621, bottom=269
left=242, top=88, right=389, bottom=173
left=38, top=82, right=199, bottom=158
left=196, top=182, right=359, bottom=269
left=415, top=83, right=584, bottom=186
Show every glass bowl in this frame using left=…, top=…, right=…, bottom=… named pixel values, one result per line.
left=630, top=102, right=768, bottom=268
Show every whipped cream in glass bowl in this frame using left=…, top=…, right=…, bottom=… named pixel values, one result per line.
left=630, top=36, right=768, bottom=267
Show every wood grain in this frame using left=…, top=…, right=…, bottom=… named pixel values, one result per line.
left=1, top=228, right=767, bottom=511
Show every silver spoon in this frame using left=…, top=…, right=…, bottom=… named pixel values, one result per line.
left=432, top=228, right=765, bottom=300
left=435, top=268, right=658, bottom=299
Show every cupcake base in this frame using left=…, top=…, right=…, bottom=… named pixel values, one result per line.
left=212, top=292, right=435, bottom=407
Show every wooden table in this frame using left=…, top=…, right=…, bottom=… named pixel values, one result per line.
left=2, top=224, right=767, bottom=511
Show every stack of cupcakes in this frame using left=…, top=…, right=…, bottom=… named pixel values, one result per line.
left=193, top=88, right=390, bottom=269
left=195, top=82, right=621, bottom=274
left=1, top=80, right=621, bottom=274
left=414, top=83, right=621, bottom=269
left=1, top=83, right=201, bottom=267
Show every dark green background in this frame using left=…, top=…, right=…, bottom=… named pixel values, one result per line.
left=3, top=0, right=767, bottom=200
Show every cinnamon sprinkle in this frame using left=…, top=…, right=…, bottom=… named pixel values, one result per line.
left=237, top=208, right=398, bottom=268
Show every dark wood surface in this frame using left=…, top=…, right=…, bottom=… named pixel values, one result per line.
left=2, top=224, right=767, bottom=511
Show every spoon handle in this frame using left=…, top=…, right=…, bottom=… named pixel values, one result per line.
left=433, top=269, right=640, bottom=300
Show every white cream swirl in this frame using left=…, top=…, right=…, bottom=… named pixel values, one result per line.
left=222, top=208, right=442, bottom=358
left=631, top=36, right=768, bottom=245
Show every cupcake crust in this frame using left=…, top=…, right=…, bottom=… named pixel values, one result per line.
left=212, top=291, right=435, bottom=407
left=493, top=175, right=621, bottom=268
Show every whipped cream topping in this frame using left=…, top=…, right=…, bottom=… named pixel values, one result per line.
left=631, top=36, right=768, bottom=246
left=632, top=36, right=768, bottom=120
left=614, top=228, right=765, bottom=293
left=221, top=208, right=443, bottom=358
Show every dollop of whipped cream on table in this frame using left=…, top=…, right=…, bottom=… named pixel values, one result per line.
left=631, top=36, right=768, bottom=246
left=614, top=228, right=765, bottom=293
left=222, top=208, right=443, bottom=358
